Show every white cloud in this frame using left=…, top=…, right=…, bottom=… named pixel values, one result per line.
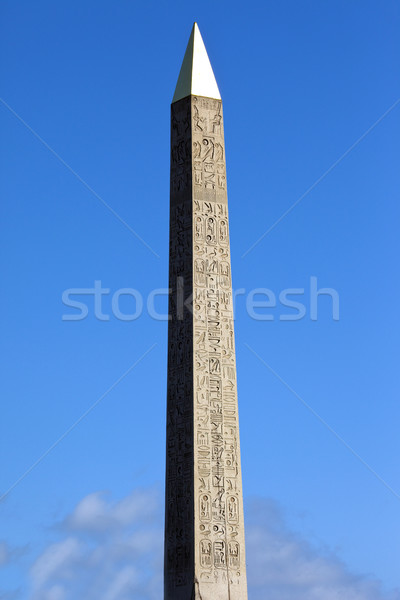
left=101, top=566, right=139, bottom=600
left=31, top=538, right=82, bottom=590
left=30, top=488, right=163, bottom=600
left=63, top=489, right=158, bottom=535
left=246, top=497, right=400, bottom=600
left=28, top=488, right=400, bottom=600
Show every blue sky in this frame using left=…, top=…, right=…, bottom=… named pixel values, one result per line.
left=1, top=1, right=399, bottom=598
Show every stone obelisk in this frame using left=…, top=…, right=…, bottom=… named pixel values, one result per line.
left=165, top=23, right=248, bottom=600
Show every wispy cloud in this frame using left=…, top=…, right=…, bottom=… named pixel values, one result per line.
left=246, top=497, right=400, bottom=600
left=30, top=489, right=163, bottom=600
left=23, top=488, right=400, bottom=600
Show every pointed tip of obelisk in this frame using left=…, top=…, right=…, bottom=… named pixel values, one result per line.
left=172, top=22, right=221, bottom=103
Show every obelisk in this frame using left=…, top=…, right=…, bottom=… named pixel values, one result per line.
left=165, top=23, right=248, bottom=600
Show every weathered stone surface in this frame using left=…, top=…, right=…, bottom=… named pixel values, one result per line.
left=165, top=25, right=248, bottom=600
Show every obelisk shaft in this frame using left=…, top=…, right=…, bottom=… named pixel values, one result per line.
left=165, top=25, right=248, bottom=600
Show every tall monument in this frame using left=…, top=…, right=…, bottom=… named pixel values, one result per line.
left=165, top=23, right=248, bottom=600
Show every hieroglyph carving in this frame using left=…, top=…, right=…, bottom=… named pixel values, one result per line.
left=165, top=96, right=247, bottom=600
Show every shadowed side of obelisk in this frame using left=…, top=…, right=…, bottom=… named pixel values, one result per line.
left=164, top=95, right=195, bottom=600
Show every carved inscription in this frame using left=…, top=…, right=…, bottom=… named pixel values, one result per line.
left=192, top=97, right=227, bottom=197
left=192, top=97, right=247, bottom=594
left=165, top=95, right=247, bottom=599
